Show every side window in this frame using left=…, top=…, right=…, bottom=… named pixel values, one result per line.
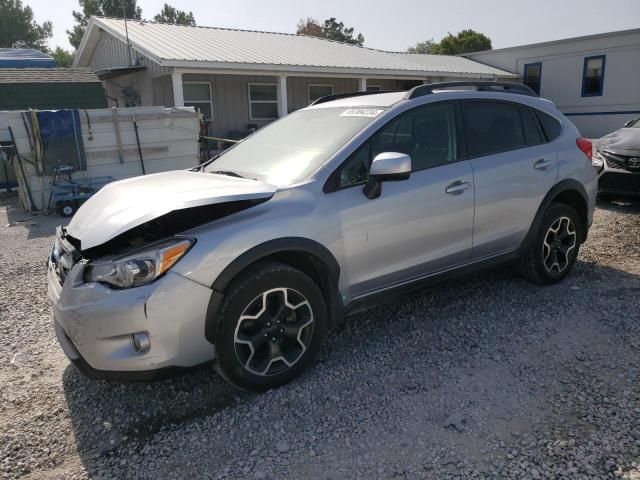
left=339, top=142, right=370, bottom=187
left=338, top=102, right=458, bottom=188
left=534, top=110, right=562, bottom=141
left=462, top=101, right=525, bottom=157
left=582, top=55, right=605, bottom=97
left=520, top=107, right=544, bottom=146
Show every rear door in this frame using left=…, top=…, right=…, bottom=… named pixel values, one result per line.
left=461, top=100, right=558, bottom=258
left=328, top=101, right=475, bottom=298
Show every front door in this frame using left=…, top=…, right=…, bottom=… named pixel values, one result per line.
left=328, top=101, right=475, bottom=298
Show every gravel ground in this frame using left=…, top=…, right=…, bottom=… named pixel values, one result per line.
left=1, top=194, right=639, bottom=480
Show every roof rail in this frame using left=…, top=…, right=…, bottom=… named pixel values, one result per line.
left=405, top=81, right=538, bottom=99
left=310, top=90, right=397, bottom=106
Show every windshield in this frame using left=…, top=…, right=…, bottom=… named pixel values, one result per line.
left=204, top=107, right=384, bottom=184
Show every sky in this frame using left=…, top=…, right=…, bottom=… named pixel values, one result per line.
left=27, top=0, right=640, bottom=52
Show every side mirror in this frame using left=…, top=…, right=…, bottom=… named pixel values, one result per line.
left=363, top=152, right=411, bottom=199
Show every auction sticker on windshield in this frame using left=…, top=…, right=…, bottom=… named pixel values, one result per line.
left=340, top=108, right=385, bottom=118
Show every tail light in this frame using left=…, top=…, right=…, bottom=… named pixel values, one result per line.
left=576, top=137, right=592, bottom=160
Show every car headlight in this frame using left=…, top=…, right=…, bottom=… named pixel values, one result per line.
left=592, top=149, right=604, bottom=168
left=84, top=238, right=194, bottom=288
left=591, top=154, right=604, bottom=168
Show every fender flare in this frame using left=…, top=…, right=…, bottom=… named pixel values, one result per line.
left=519, top=179, right=589, bottom=252
left=205, top=237, right=342, bottom=343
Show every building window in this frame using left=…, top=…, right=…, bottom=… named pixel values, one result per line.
left=183, top=82, right=213, bottom=119
left=366, top=85, right=382, bottom=92
left=308, top=84, right=334, bottom=104
left=582, top=55, right=606, bottom=97
left=523, top=63, right=541, bottom=95
left=248, top=83, right=278, bottom=120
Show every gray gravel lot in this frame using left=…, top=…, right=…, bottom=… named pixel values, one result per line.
left=1, top=193, right=639, bottom=480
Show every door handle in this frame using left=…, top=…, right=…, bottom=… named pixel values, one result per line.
left=534, top=158, right=551, bottom=170
left=445, top=180, right=472, bottom=195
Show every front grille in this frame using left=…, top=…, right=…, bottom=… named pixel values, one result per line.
left=602, top=151, right=640, bottom=172
left=599, top=172, right=640, bottom=195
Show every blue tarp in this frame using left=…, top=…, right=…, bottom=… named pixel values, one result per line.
left=0, top=48, right=55, bottom=68
left=36, top=110, right=86, bottom=175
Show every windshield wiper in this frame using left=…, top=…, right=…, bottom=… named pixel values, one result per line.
left=209, top=170, right=246, bottom=179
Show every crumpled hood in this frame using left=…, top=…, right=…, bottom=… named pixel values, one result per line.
left=598, top=128, right=640, bottom=155
left=66, top=170, right=277, bottom=250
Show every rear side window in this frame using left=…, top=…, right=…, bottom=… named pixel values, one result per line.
left=534, top=110, right=562, bottom=141
left=520, top=107, right=544, bottom=146
left=462, top=101, right=525, bottom=157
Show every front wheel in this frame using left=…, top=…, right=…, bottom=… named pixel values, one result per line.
left=518, top=203, right=582, bottom=285
left=214, top=262, right=327, bottom=391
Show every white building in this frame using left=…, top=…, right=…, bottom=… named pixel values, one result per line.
left=465, top=28, right=640, bottom=138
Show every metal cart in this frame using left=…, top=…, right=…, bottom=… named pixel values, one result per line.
left=49, top=174, right=115, bottom=217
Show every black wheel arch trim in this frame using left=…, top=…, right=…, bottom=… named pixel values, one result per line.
left=519, top=179, right=590, bottom=253
left=205, top=237, right=342, bottom=343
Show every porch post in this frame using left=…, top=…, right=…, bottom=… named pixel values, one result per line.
left=359, top=77, right=367, bottom=91
left=171, top=70, right=184, bottom=107
left=277, top=75, right=288, bottom=117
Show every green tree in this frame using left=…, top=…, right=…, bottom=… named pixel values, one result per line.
left=153, top=3, right=195, bottom=26
left=0, top=0, right=52, bottom=50
left=297, top=17, right=364, bottom=46
left=408, top=30, right=492, bottom=55
left=49, top=46, right=75, bottom=67
left=407, top=39, right=436, bottom=54
left=68, top=0, right=142, bottom=50
left=431, top=29, right=492, bottom=55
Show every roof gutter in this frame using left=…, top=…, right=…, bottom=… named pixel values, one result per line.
left=161, top=61, right=516, bottom=79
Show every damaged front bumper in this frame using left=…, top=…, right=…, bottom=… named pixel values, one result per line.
left=48, top=233, right=216, bottom=380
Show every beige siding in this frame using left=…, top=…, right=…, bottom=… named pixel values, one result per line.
left=366, top=79, right=399, bottom=91
left=87, top=31, right=169, bottom=107
left=182, top=73, right=281, bottom=135
left=152, top=76, right=174, bottom=106
left=286, top=77, right=359, bottom=111
left=88, top=33, right=130, bottom=70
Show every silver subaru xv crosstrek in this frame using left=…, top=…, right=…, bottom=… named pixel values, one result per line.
left=48, top=82, right=598, bottom=391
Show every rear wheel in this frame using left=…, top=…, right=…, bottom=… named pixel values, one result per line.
left=214, top=262, right=327, bottom=391
left=518, top=203, right=581, bottom=285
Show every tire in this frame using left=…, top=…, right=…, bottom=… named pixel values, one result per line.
left=214, top=261, right=327, bottom=391
left=58, top=201, right=76, bottom=217
left=518, top=203, right=582, bottom=285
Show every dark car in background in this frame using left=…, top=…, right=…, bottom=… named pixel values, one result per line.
left=593, top=118, right=640, bottom=197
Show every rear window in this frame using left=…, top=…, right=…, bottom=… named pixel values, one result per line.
left=534, top=110, right=562, bottom=141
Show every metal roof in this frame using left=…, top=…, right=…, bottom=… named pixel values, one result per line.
left=76, top=17, right=517, bottom=78
left=0, top=68, right=102, bottom=84
left=392, top=53, right=514, bottom=77
left=0, top=48, right=55, bottom=68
